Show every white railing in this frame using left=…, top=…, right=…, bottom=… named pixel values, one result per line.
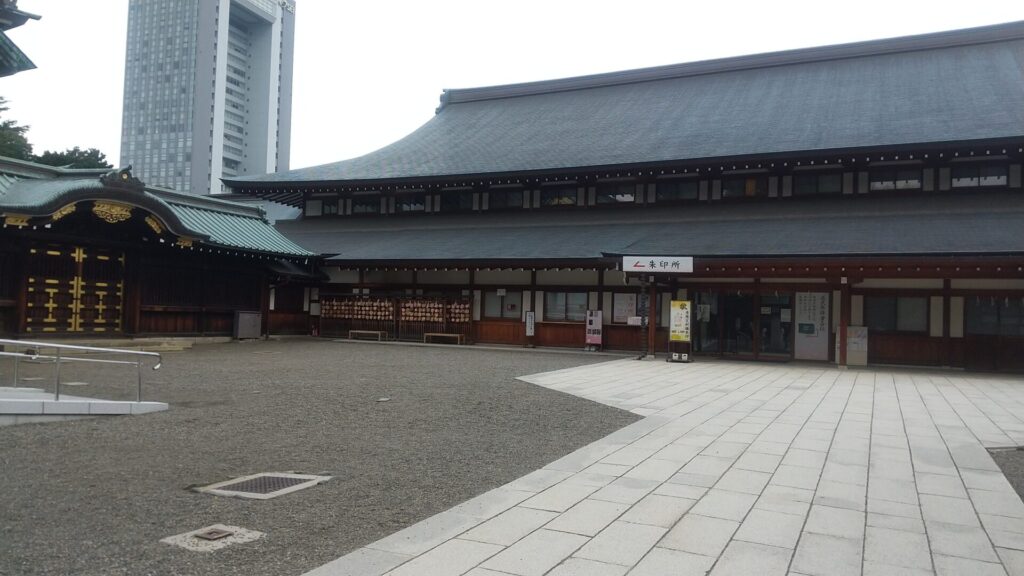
left=0, top=339, right=162, bottom=402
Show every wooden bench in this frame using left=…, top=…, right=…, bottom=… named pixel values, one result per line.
left=349, top=330, right=386, bottom=341
left=423, top=332, right=464, bottom=345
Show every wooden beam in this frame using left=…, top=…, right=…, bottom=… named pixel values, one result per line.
left=647, top=281, right=657, bottom=356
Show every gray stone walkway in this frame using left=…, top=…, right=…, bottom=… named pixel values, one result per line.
left=306, top=360, right=1024, bottom=576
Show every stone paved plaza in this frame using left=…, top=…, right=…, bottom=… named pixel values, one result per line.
left=310, top=359, right=1024, bottom=576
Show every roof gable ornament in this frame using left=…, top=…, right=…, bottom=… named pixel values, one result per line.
left=100, top=165, right=144, bottom=192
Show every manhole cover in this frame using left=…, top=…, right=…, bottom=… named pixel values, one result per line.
left=196, top=472, right=330, bottom=500
left=161, top=524, right=262, bottom=552
left=194, top=527, right=233, bottom=541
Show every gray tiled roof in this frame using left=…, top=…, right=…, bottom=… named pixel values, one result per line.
left=274, top=192, right=1024, bottom=262
left=230, top=21, right=1024, bottom=187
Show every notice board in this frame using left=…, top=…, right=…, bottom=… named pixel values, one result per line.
left=794, top=292, right=830, bottom=361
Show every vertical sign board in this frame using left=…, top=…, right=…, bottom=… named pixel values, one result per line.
left=669, top=301, right=691, bottom=342
left=794, top=292, right=830, bottom=361
left=585, top=310, right=603, bottom=345
left=525, top=310, right=535, bottom=337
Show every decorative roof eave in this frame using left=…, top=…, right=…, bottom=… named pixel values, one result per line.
left=229, top=137, right=1024, bottom=205
left=0, top=167, right=314, bottom=259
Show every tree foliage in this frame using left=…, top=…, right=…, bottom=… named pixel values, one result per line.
left=0, top=97, right=113, bottom=168
left=34, top=147, right=113, bottom=169
left=0, top=96, right=33, bottom=161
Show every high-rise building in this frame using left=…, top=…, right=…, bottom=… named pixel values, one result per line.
left=120, top=0, right=295, bottom=195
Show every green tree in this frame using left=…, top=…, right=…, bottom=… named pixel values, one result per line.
left=0, top=96, right=33, bottom=160
left=34, top=146, right=113, bottom=169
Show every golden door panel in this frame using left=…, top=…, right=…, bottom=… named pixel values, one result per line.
left=25, top=245, right=124, bottom=333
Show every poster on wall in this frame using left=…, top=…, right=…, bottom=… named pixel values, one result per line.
left=525, top=311, right=535, bottom=337
left=669, top=300, right=691, bottom=342
left=794, top=292, right=830, bottom=361
left=612, top=293, right=637, bottom=324
left=585, top=310, right=603, bottom=345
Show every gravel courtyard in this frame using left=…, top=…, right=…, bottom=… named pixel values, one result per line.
left=0, top=339, right=637, bottom=576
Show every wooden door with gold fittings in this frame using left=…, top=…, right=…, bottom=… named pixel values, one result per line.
left=25, top=244, right=125, bottom=334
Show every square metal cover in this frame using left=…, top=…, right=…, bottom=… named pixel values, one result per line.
left=196, top=472, right=330, bottom=500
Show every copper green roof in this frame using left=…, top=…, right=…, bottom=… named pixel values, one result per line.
left=0, top=158, right=313, bottom=258
left=0, top=31, right=34, bottom=77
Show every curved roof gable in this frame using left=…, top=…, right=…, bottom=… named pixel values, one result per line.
left=0, top=164, right=312, bottom=258
left=228, top=20, right=1024, bottom=188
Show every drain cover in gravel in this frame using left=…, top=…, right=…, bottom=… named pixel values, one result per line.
left=161, top=524, right=262, bottom=552
left=196, top=472, right=330, bottom=500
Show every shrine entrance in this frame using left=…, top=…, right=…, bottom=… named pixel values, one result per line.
left=24, top=243, right=125, bottom=334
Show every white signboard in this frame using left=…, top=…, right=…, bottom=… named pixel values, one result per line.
left=525, top=311, right=535, bottom=337
left=669, top=300, right=691, bottom=343
left=794, top=292, right=830, bottom=361
left=622, top=256, right=694, bottom=274
left=612, top=293, right=637, bottom=324
left=586, top=310, right=603, bottom=345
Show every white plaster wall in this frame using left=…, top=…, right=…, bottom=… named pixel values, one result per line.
left=536, top=270, right=600, bottom=286
left=930, top=296, right=944, bottom=338
left=364, top=271, right=414, bottom=284
left=472, top=290, right=481, bottom=321
left=832, top=290, right=841, bottom=332
left=851, top=295, right=864, bottom=326
left=603, top=270, right=629, bottom=287
left=602, top=292, right=613, bottom=325
left=475, top=270, right=532, bottom=285
left=856, top=279, right=944, bottom=289
left=950, top=297, right=965, bottom=338
left=589, top=292, right=599, bottom=311
left=416, top=270, right=471, bottom=285
left=535, top=291, right=545, bottom=319
left=951, top=279, right=1024, bottom=290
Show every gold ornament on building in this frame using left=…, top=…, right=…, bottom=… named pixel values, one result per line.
left=144, top=215, right=164, bottom=234
left=3, top=214, right=30, bottom=228
left=175, top=237, right=194, bottom=248
left=92, top=201, right=133, bottom=224
left=51, top=204, right=76, bottom=222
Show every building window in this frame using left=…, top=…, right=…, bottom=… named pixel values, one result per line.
left=611, top=292, right=638, bottom=324
left=489, top=189, right=524, bottom=210
left=864, top=296, right=928, bottom=333
left=351, top=197, right=380, bottom=215
left=322, top=199, right=339, bottom=215
left=655, top=180, right=699, bottom=203
left=540, top=186, right=577, bottom=207
left=304, top=199, right=322, bottom=217
left=721, top=175, right=767, bottom=198
left=595, top=183, right=636, bottom=204
left=395, top=193, right=425, bottom=213
left=440, top=191, right=474, bottom=212
left=483, top=291, right=523, bottom=319
left=966, top=296, right=1024, bottom=336
left=544, top=291, right=587, bottom=322
left=793, top=172, right=843, bottom=196
left=952, top=164, right=1008, bottom=188
left=869, top=168, right=922, bottom=191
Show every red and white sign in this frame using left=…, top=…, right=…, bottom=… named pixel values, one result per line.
left=585, top=310, right=603, bottom=345
left=623, top=256, right=693, bottom=273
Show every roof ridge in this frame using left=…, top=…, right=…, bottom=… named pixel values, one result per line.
left=438, top=20, right=1024, bottom=111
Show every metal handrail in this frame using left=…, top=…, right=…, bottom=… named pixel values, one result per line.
left=0, top=338, right=162, bottom=402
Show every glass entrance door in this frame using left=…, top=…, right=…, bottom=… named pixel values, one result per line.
left=759, top=294, right=794, bottom=357
left=693, top=291, right=720, bottom=353
left=724, top=293, right=755, bottom=355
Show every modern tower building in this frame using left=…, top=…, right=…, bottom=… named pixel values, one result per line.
left=120, top=0, right=295, bottom=195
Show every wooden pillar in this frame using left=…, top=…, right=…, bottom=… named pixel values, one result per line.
left=528, top=269, right=537, bottom=347
left=942, top=278, right=951, bottom=366
left=752, top=280, right=762, bottom=359
left=839, top=283, right=851, bottom=366
left=259, top=271, right=270, bottom=337
left=647, top=281, right=657, bottom=356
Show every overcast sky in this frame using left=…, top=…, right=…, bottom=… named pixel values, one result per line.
left=4, top=1, right=1024, bottom=172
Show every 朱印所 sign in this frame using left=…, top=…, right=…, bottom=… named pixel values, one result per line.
left=623, top=256, right=693, bottom=273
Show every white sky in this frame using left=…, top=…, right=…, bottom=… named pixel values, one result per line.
left=3, top=1, right=1024, bottom=172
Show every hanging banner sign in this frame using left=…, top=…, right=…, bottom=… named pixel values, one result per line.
left=623, top=256, right=694, bottom=274
left=585, top=310, right=603, bottom=345
left=669, top=300, right=692, bottom=342
left=525, top=311, right=536, bottom=337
